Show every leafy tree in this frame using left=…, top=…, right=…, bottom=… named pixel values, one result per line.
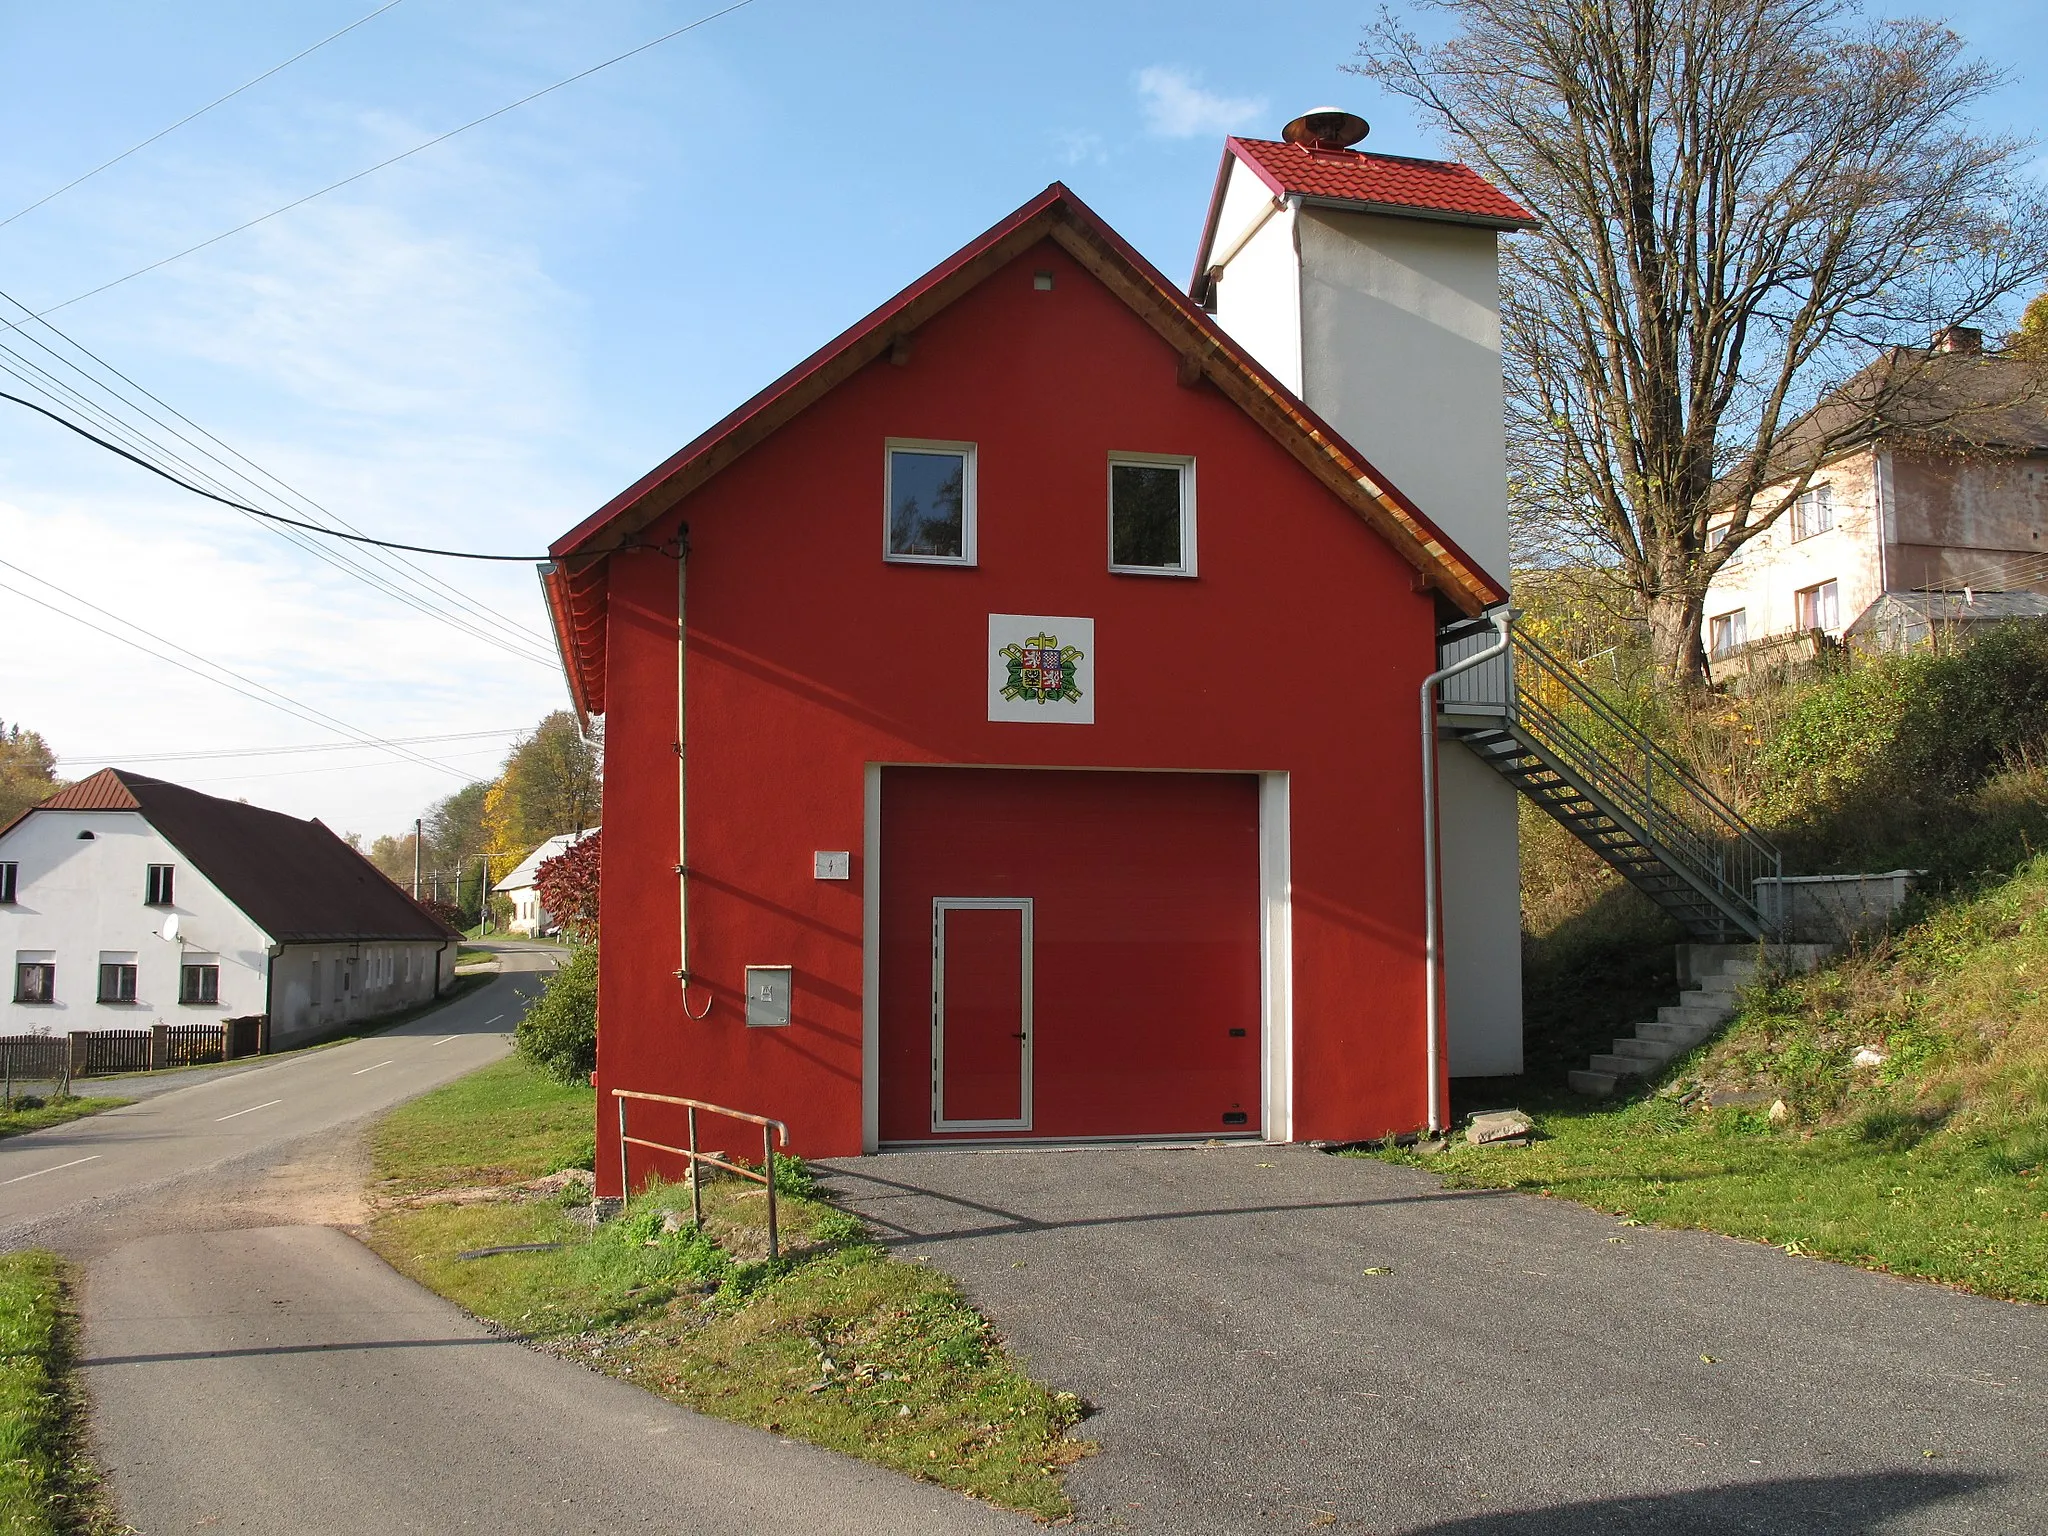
left=484, top=711, right=602, bottom=858
left=425, top=781, right=491, bottom=875
left=366, top=830, right=419, bottom=889
left=516, top=945, right=598, bottom=1086
left=0, top=722, right=63, bottom=827
left=1353, top=0, right=2048, bottom=681
left=534, top=830, right=600, bottom=943
left=2010, top=289, right=2048, bottom=360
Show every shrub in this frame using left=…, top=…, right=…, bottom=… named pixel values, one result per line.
left=515, top=946, right=598, bottom=1085
left=535, top=832, right=600, bottom=943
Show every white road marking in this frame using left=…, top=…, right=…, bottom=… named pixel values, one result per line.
left=214, top=1099, right=283, bottom=1122
left=3, top=1155, right=100, bottom=1184
left=483, top=1015, right=504, bottom=1025
left=429, top=1035, right=461, bottom=1047
left=352, top=1060, right=395, bottom=1076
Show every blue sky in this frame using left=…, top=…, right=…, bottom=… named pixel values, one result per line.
left=1, top=0, right=2042, bottom=839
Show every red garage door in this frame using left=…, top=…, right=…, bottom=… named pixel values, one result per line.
left=879, top=768, right=1262, bottom=1142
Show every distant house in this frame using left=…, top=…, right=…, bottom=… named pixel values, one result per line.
left=492, top=829, right=597, bottom=936
left=1, top=769, right=459, bottom=1046
left=1703, top=334, right=2047, bottom=670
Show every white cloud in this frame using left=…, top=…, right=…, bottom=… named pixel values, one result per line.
left=1134, top=66, right=1266, bottom=140
left=1054, top=129, right=1107, bottom=167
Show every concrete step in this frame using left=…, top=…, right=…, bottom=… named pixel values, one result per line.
left=1638, top=1020, right=1711, bottom=1047
left=1697, top=973, right=1748, bottom=997
left=1568, top=1069, right=1618, bottom=1097
left=1658, top=1001, right=1733, bottom=1027
left=1588, top=1052, right=1651, bottom=1076
left=1612, top=1037, right=1678, bottom=1064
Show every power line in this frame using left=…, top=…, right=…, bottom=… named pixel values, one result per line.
left=0, top=557, right=475, bottom=780
left=0, top=286, right=559, bottom=658
left=24, top=0, right=762, bottom=320
left=56, top=727, right=523, bottom=765
left=0, top=388, right=549, bottom=561
left=0, top=1, right=408, bottom=232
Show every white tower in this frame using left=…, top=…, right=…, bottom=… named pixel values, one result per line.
left=1191, top=109, right=1536, bottom=1075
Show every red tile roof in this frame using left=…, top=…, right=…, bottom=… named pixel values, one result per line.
left=33, top=768, right=142, bottom=813
left=1223, top=137, right=1537, bottom=230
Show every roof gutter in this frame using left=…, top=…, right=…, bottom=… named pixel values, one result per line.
left=1293, top=194, right=1540, bottom=233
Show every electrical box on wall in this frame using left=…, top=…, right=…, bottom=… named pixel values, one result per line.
left=744, top=965, right=792, bottom=1028
left=814, top=851, right=850, bottom=880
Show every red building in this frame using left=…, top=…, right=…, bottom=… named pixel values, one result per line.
left=545, top=171, right=1514, bottom=1181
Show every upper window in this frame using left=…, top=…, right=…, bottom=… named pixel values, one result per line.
left=884, top=441, right=976, bottom=564
left=1709, top=609, right=1748, bottom=659
left=145, top=864, right=175, bottom=905
left=0, top=862, right=16, bottom=904
left=1796, top=579, right=1841, bottom=632
left=1791, top=484, right=1834, bottom=541
left=1108, top=455, right=1197, bottom=576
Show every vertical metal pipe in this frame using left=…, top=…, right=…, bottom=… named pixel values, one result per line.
left=688, top=1106, right=702, bottom=1231
left=763, top=1125, right=779, bottom=1261
left=1418, top=609, right=1513, bottom=1134
left=616, top=1094, right=629, bottom=1209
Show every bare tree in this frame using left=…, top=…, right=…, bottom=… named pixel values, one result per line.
left=1352, top=0, right=2048, bottom=680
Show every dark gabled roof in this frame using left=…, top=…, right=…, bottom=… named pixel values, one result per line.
left=1, top=768, right=458, bottom=945
left=542, top=181, right=1508, bottom=720
left=1722, top=348, right=2048, bottom=508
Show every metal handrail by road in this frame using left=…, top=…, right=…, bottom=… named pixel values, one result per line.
left=612, top=1089, right=791, bottom=1260
left=1437, top=612, right=1783, bottom=937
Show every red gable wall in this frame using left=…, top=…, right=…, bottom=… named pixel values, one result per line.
left=596, top=235, right=1442, bottom=1169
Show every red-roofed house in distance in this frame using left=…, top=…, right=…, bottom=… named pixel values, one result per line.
left=546, top=111, right=1534, bottom=1179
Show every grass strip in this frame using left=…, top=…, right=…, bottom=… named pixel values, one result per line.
left=1367, top=1094, right=2048, bottom=1302
left=0, top=1099, right=129, bottom=1145
left=364, top=1057, right=1086, bottom=1518
left=0, top=1251, right=118, bottom=1536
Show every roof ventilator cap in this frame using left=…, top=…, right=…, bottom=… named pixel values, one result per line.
left=1282, top=107, right=1369, bottom=152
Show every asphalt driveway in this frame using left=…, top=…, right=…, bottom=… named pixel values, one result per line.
left=820, top=1143, right=2044, bottom=1534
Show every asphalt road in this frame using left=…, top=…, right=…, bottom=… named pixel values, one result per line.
left=0, top=946, right=551, bottom=1243
left=822, top=1142, right=2047, bottom=1535
left=6, top=944, right=1025, bottom=1536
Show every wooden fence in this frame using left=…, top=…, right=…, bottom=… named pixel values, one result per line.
left=2, top=1016, right=269, bottom=1088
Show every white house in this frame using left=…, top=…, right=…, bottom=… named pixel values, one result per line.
left=1189, top=113, right=1537, bottom=1076
left=1, top=768, right=459, bottom=1048
left=492, top=828, right=596, bottom=936
left=1703, top=335, right=2048, bottom=667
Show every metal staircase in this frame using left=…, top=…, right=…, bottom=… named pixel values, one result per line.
left=1436, top=613, right=1781, bottom=941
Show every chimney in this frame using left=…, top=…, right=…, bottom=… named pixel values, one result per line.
left=1933, top=325, right=1983, bottom=354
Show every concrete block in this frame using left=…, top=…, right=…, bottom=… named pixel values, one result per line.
left=1638, top=1021, right=1709, bottom=1047
left=1568, top=1069, right=1618, bottom=1097
left=1613, top=1037, right=1676, bottom=1063
left=1588, top=1052, right=1650, bottom=1076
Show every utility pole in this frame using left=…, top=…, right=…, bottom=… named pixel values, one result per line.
left=480, top=857, right=490, bottom=934
left=413, top=819, right=422, bottom=899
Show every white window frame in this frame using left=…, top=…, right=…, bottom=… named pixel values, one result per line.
left=1791, top=483, right=1834, bottom=542
left=1106, top=452, right=1197, bottom=578
left=1709, top=608, right=1747, bottom=658
left=883, top=439, right=977, bottom=567
left=1796, top=579, right=1840, bottom=632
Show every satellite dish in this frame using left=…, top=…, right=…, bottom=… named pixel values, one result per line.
left=161, top=914, right=182, bottom=943
left=1282, top=107, right=1370, bottom=151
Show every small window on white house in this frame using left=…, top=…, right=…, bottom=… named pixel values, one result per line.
left=1796, top=579, right=1840, bottom=632
left=310, top=959, right=322, bottom=1006
left=1709, top=609, right=1748, bottom=658
left=145, top=864, right=175, bottom=905
left=180, top=962, right=220, bottom=1005
left=1108, top=455, right=1196, bottom=576
left=1791, top=484, right=1834, bottom=541
left=98, top=952, right=139, bottom=1004
left=14, top=958, right=54, bottom=1005
left=0, top=862, right=16, bottom=903
left=884, top=441, right=975, bottom=564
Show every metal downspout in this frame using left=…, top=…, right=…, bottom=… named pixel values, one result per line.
left=1419, top=608, right=1513, bottom=1133
left=676, top=545, right=710, bottom=1019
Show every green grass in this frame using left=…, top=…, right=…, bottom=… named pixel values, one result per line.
left=1372, top=1095, right=2048, bottom=1301
left=453, top=947, right=499, bottom=968
left=364, top=1057, right=1086, bottom=1516
left=0, top=1252, right=116, bottom=1535
left=0, top=1098, right=129, bottom=1144
left=1406, top=850, right=2048, bottom=1303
